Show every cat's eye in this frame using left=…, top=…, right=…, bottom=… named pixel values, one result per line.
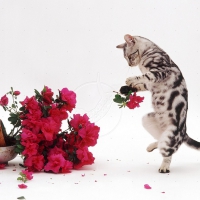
left=128, top=49, right=139, bottom=60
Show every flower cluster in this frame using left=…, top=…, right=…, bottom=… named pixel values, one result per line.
left=113, top=90, right=144, bottom=109
left=0, top=86, right=100, bottom=173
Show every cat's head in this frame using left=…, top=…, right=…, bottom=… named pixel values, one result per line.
left=116, top=34, right=140, bottom=67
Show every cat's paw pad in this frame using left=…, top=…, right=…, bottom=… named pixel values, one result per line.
left=158, top=159, right=171, bottom=173
left=120, top=86, right=137, bottom=95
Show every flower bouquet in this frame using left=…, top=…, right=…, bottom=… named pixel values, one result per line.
left=113, top=86, right=144, bottom=109
left=0, top=86, right=100, bottom=173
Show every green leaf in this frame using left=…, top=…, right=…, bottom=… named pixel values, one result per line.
left=15, top=148, right=23, bottom=153
left=17, top=196, right=26, bottom=200
left=17, top=144, right=24, bottom=150
left=125, top=90, right=133, bottom=101
left=17, top=177, right=23, bottom=181
left=113, top=94, right=125, bottom=104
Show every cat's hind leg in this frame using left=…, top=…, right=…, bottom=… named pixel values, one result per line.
left=142, top=112, right=162, bottom=152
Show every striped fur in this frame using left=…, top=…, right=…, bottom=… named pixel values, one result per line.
left=117, top=34, right=200, bottom=173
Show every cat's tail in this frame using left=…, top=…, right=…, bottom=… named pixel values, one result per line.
left=184, top=133, right=200, bottom=150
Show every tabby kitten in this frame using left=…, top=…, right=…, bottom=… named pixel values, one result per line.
left=117, top=34, right=200, bottom=173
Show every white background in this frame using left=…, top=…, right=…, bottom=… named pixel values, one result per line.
left=1, top=0, right=200, bottom=199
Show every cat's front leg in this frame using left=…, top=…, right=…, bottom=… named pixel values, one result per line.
left=125, top=76, right=147, bottom=92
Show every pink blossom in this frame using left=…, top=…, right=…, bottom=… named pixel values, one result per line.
left=74, top=147, right=95, bottom=169
left=69, top=114, right=89, bottom=131
left=60, top=88, right=76, bottom=112
left=21, top=170, right=33, bottom=180
left=0, top=164, right=6, bottom=169
left=61, top=160, right=73, bottom=173
left=22, top=143, right=39, bottom=156
left=13, top=91, right=20, bottom=96
left=44, top=154, right=66, bottom=173
left=41, top=86, right=54, bottom=104
left=126, top=92, right=144, bottom=109
left=18, top=184, right=27, bottom=189
left=77, top=123, right=100, bottom=147
left=41, top=118, right=60, bottom=141
left=0, top=95, right=8, bottom=106
left=24, top=155, right=44, bottom=172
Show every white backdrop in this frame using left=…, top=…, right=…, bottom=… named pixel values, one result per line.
left=1, top=1, right=200, bottom=199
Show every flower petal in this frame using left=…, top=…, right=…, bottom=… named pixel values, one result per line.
left=144, top=184, right=151, bottom=189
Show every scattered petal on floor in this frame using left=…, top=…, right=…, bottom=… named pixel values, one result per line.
left=144, top=184, right=151, bottom=189
left=18, top=184, right=28, bottom=189
left=81, top=174, right=85, bottom=177
left=104, top=174, right=107, bottom=176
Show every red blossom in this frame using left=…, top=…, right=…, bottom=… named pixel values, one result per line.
left=60, top=88, right=76, bottom=112
left=24, top=155, right=44, bottom=172
left=22, top=143, right=39, bottom=157
left=126, top=92, right=144, bottom=109
left=74, top=147, right=95, bottom=169
left=13, top=91, right=20, bottom=96
left=77, top=123, right=100, bottom=147
left=0, top=95, right=8, bottom=106
left=21, top=170, right=33, bottom=180
left=61, top=160, right=73, bottom=173
left=41, top=86, right=54, bottom=104
left=44, top=154, right=66, bottom=173
left=69, top=114, right=89, bottom=131
left=0, top=164, right=6, bottom=169
left=18, top=184, right=27, bottom=189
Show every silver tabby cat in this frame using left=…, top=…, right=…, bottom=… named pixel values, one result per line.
left=117, top=34, right=200, bottom=173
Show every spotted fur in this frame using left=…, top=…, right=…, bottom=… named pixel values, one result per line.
left=117, top=34, right=200, bottom=173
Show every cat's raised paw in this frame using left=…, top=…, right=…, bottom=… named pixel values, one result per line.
left=125, top=77, right=135, bottom=86
left=120, top=86, right=137, bottom=95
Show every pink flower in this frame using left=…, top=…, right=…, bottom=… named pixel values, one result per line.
left=77, top=123, right=100, bottom=147
left=41, top=86, right=54, bottom=104
left=41, top=118, right=60, bottom=141
left=69, top=114, right=89, bottom=131
left=49, top=105, right=68, bottom=123
left=18, top=184, right=27, bottom=189
left=20, top=128, right=38, bottom=146
left=24, top=155, right=44, bottom=172
left=22, top=143, right=39, bottom=157
left=21, top=170, right=33, bottom=180
left=126, top=93, right=144, bottom=109
left=44, top=154, right=66, bottom=173
left=60, top=88, right=76, bottom=112
left=61, top=160, right=73, bottom=173
left=13, top=91, right=20, bottom=96
left=74, top=147, right=95, bottom=169
left=0, top=164, right=6, bottom=169
left=0, top=95, right=8, bottom=106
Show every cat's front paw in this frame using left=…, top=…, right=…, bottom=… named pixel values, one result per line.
left=126, top=77, right=135, bottom=87
left=120, top=86, right=137, bottom=95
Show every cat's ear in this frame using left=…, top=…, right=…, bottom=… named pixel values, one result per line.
left=124, top=34, right=135, bottom=45
left=116, top=43, right=125, bottom=49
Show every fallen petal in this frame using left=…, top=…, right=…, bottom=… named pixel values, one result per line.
left=144, top=184, right=151, bottom=189
left=18, top=184, right=28, bottom=189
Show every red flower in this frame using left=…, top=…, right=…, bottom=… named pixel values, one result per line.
left=20, top=128, right=38, bottom=146
left=24, top=155, right=44, bottom=172
left=13, top=91, right=20, bottom=96
left=41, top=118, right=60, bottom=141
left=44, top=154, right=66, bottom=173
left=126, top=92, right=144, bottom=109
left=77, top=123, right=100, bottom=147
left=0, top=95, right=8, bottom=106
left=41, top=86, right=54, bottom=104
left=20, top=96, right=40, bottom=110
left=21, top=170, right=33, bottom=180
left=18, top=184, right=27, bottom=189
left=74, top=147, right=95, bottom=169
left=49, top=105, right=68, bottom=123
left=22, top=143, right=39, bottom=156
left=69, top=114, right=89, bottom=131
left=0, top=164, right=6, bottom=169
left=60, top=88, right=76, bottom=112
left=61, top=160, right=73, bottom=173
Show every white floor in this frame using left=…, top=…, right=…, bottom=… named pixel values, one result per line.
left=1, top=103, right=200, bottom=200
